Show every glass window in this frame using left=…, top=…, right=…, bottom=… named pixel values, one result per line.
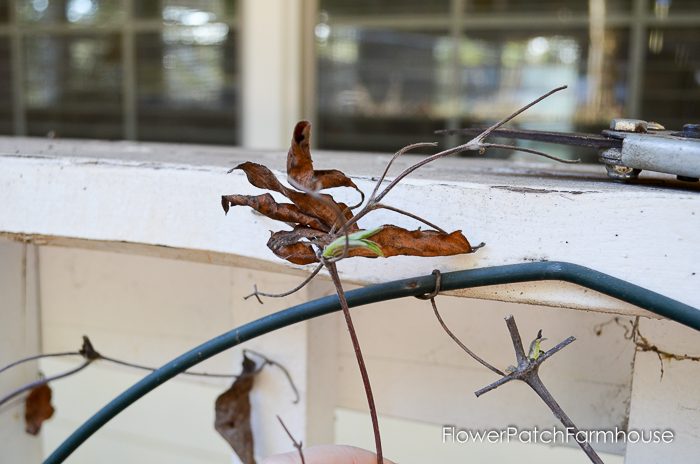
left=317, top=0, right=700, bottom=164
left=649, top=0, right=700, bottom=14
left=135, top=0, right=237, bottom=22
left=452, top=29, right=628, bottom=162
left=0, top=0, right=9, bottom=23
left=24, top=34, right=123, bottom=139
left=2, top=0, right=240, bottom=144
left=642, top=27, right=700, bottom=131
left=464, top=0, right=631, bottom=14
left=317, top=27, right=452, bottom=152
left=16, top=0, right=125, bottom=25
left=0, top=38, right=11, bottom=134
left=317, top=0, right=631, bottom=163
left=135, top=27, right=238, bottom=144
left=320, top=0, right=450, bottom=17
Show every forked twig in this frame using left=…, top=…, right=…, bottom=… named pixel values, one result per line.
left=472, top=315, right=600, bottom=464
left=423, top=270, right=600, bottom=463
left=277, top=415, right=306, bottom=464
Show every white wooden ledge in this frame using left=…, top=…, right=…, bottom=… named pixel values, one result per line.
left=1, top=136, right=699, bottom=317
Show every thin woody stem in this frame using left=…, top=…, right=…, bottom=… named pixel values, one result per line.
left=244, top=349, right=300, bottom=404
left=99, top=355, right=245, bottom=379
left=0, top=352, right=82, bottom=375
left=368, top=142, right=438, bottom=204
left=474, top=373, right=517, bottom=397
left=0, top=341, right=298, bottom=411
left=471, top=85, right=568, bottom=144
left=505, top=315, right=527, bottom=365
left=325, top=261, right=383, bottom=464
left=368, top=86, right=569, bottom=207
left=276, top=415, right=306, bottom=464
left=340, top=88, right=569, bottom=234
left=0, top=360, right=92, bottom=408
left=537, top=336, right=576, bottom=364
left=244, top=264, right=324, bottom=302
left=430, top=298, right=505, bottom=376
left=528, top=375, right=604, bottom=464
left=371, top=204, right=447, bottom=233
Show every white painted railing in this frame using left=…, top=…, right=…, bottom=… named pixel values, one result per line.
left=1, top=137, right=699, bottom=463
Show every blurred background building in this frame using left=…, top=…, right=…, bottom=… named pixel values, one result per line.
left=0, top=0, right=698, bottom=161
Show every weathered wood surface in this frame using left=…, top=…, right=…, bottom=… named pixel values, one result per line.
left=1, top=136, right=699, bottom=316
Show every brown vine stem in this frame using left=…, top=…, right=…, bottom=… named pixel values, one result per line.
left=430, top=298, right=505, bottom=376
left=0, top=337, right=300, bottom=409
left=244, top=264, right=324, bottom=303
left=324, top=260, right=383, bottom=464
left=276, top=415, right=306, bottom=464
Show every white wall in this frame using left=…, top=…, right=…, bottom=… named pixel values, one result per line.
left=35, top=245, right=333, bottom=462
left=0, top=236, right=698, bottom=463
left=0, top=241, right=42, bottom=463
left=335, top=409, right=624, bottom=464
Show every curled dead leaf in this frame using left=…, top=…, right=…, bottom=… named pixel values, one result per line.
left=222, top=193, right=328, bottom=231
left=25, top=383, right=55, bottom=436
left=230, top=162, right=355, bottom=231
left=287, top=121, right=364, bottom=207
left=214, top=356, right=258, bottom=464
left=366, top=226, right=472, bottom=257
left=267, top=227, right=328, bottom=265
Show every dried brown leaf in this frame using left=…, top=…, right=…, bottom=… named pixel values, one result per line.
left=25, top=383, right=55, bottom=435
left=231, top=162, right=355, bottom=231
left=348, top=226, right=472, bottom=258
left=214, top=356, right=257, bottom=464
left=222, top=193, right=328, bottom=231
left=267, top=227, right=328, bottom=265
left=287, top=121, right=361, bottom=194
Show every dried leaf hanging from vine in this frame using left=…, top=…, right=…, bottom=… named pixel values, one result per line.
left=24, top=383, right=55, bottom=435
left=214, top=356, right=257, bottom=464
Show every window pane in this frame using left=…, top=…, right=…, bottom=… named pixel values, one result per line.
left=650, top=0, right=700, bottom=14
left=464, top=0, right=631, bottom=14
left=135, top=0, right=237, bottom=22
left=16, top=0, right=125, bottom=25
left=0, top=0, right=9, bottom=23
left=0, top=37, right=11, bottom=134
left=454, top=29, right=628, bottom=162
left=642, top=27, right=700, bottom=131
left=316, top=24, right=629, bottom=162
left=320, top=0, right=450, bottom=17
left=25, top=34, right=123, bottom=139
left=317, top=27, right=451, bottom=152
left=135, top=27, right=239, bottom=145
